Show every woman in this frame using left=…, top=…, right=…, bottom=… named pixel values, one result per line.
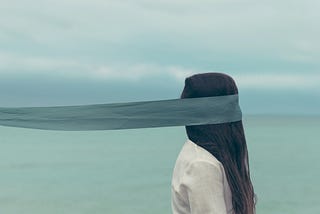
left=171, top=72, right=256, bottom=214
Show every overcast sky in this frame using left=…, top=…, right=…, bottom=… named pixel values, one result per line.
left=0, top=0, right=319, bottom=114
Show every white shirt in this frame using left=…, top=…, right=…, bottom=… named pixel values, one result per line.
left=171, top=138, right=234, bottom=214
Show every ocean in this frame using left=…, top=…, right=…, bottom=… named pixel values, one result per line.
left=0, top=115, right=319, bottom=214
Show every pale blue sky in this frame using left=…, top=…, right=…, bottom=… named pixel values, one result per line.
left=0, top=0, right=319, bottom=114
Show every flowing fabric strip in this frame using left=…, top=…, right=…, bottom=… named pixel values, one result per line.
left=0, top=94, right=242, bottom=131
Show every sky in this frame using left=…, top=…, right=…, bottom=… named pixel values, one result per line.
left=0, top=0, right=319, bottom=114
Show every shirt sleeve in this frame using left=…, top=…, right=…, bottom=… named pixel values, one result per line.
left=180, top=160, right=228, bottom=214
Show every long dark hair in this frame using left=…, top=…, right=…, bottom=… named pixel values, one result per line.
left=181, top=72, right=256, bottom=214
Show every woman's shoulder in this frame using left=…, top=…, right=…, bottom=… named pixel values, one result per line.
left=183, top=139, right=223, bottom=167
left=172, top=139, right=224, bottom=181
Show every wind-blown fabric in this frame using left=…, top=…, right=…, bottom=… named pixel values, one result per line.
left=0, top=95, right=241, bottom=131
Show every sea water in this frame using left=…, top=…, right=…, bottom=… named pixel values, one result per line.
left=0, top=115, right=319, bottom=214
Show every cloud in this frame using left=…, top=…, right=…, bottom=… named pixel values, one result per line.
left=233, top=73, right=320, bottom=90
left=0, top=51, right=196, bottom=81
left=1, top=0, right=319, bottom=68
left=95, top=64, right=195, bottom=82
left=0, top=52, right=83, bottom=72
left=1, top=0, right=319, bottom=93
left=1, top=51, right=319, bottom=92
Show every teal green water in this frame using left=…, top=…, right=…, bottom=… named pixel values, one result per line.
left=1, top=116, right=319, bottom=213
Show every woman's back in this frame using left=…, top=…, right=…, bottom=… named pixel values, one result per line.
left=174, top=72, right=256, bottom=214
left=171, top=138, right=234, bottom=214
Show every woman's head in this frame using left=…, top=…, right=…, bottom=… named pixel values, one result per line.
left=181, top=72, right=238, bottom=98
left=181, top=72, right=256, bottom=214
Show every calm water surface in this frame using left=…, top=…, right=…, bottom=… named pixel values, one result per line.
left=0, top=115, right=319, bottom=213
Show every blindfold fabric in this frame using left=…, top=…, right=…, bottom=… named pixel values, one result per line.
left=0, top=94, right=242, bottom=131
